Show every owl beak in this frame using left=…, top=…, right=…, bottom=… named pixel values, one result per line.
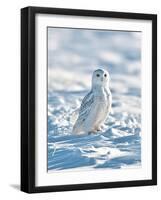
left=101, top=77, right=103, bottom=81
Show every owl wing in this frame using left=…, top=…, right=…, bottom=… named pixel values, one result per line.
left=77, top=91, right=94, bottom=123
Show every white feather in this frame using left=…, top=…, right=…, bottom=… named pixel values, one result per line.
left=73, top=69, right=112, bottom=134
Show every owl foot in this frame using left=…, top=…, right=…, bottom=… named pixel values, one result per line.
left=100, top=124, right=107, bottom=130
left=88, top=127, right=102, bottom=134
left=88, top=129, right=98, bottom=135
left=95, top=126, right=102, bottom=132
left=96, top=127, right=102, bottom=132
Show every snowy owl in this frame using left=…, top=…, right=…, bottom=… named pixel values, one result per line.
left=73, top=69, right=112, bottom=134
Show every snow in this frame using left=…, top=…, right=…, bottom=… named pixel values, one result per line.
left=47, top=28, right=141, bottom=171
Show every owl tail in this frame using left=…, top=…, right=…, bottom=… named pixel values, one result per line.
left=72, top=122, right=80, bottom=134
left=72, top=121, right=84, bottom=135
left=70, top=108, right=79, bottom=124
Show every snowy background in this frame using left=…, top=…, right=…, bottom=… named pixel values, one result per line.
left=47, top=27, right=141, bottom=171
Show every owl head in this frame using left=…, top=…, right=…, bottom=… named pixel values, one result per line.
left=92, top=68, right=110, bottom=88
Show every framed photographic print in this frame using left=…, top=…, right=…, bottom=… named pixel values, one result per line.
left=21, top=6, right=157, bottom=193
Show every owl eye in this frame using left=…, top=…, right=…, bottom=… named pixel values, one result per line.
left=104, top=74, right=107, bottom=77
left=96, top=74, right=100, bottom=77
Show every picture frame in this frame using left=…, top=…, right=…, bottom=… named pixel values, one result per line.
left=21, top=6, right=157, bottom=193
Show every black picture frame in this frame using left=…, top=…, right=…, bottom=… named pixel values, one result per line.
left=21, top=6, right=157, bottom=193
